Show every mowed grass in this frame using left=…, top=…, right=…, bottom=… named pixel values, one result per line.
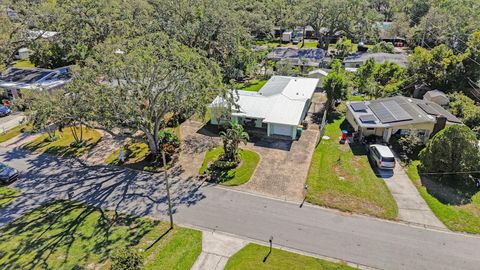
left=24, top=127, right=102, bottom=157
left=0, top=123, right=32, bottom=143
left=225, top=243, right=355, bottom=270
left=13, top=59, right=35, bottom=68
left=0, top=186, right=20, bottom=208
left=0, top=201, right=201, bottom=270
left=406, top=161, right=480, bottom=234
left=104, top=140, right=149, bottom=165
left=239, top=80, right=268, bottom=92
left=199, top=147, right=260, bottom=186
left=305, top=118, right=398, bottom=219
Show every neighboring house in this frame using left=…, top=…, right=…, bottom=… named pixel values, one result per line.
left=267, top=47, right=326, bottom=67
left=423, top=90, right=450, bottom=108
left=346, top=96, right=462, bottom=143
left=307, top=69, right=328, bottom=88
left=0, top=67, right=71, bottom=98
left=343, top=52, right=408, bottom=68
left=210, top=76, right=319, bottom=140
left=375, top=21, right=406, bottom=47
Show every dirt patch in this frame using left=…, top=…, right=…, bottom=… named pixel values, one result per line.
left=319, top=192, right=386, bottom=218
left=332, top=164, right=357, bottom=182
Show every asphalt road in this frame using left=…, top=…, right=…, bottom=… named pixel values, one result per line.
left=1, top=148, right=479, bottom=270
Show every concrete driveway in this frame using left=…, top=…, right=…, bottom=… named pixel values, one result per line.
left=377, top=162, right=446, bottom=229
left=0, top=112, right=25, bottom=132
left=236, top=129, right=319, bottom=202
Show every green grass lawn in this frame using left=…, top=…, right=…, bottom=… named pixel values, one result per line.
left=299, top=40, right=319, bottom=48
left=239, top=80, right=268, bottom=92
left=105, top=140, right=149, bottom=165
left=0, top=201, right=201, bottom=270
left=0, top=123, right=33, bottom=143
left=199, top=147, right=260, bottom=186
left=225, top=243, right=355, bottom=270
left=24, top=127, right=102, bottom=157
left=305, top=118, right=398, bottom=219
left=0, top=186, right=20, bottom=208
left=13, top=59, right=35, bottom=68
left=406, top=161, right=480, bottom=234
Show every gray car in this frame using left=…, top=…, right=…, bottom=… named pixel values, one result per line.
left=0, top=163, right=19, bottom=184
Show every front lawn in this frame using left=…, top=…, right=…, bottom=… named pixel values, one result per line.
left=105, top=140, right=149, bottom=165
left=225, top=243, right=355, bottom=270
left=0, top=123, right=33, bottom=143
left=239, top=80, right=268, bottom=92
left=199, top=147, right=260, bottom=186
left=13, top=59, right=35, bottom=68
left=406, top=161, right=480, bottom=234
left=23, top=127, right=102, bottom=157
left=0, top=201, right=201, bottom=270
left=0, top=186, right=20, bottom=208
left=305, top=117, right=398, bottom=219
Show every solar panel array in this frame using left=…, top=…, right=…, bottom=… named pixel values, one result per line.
left=350, top=102, right=367, bottom=112
left=369, top=101, right=412, bottom=123
left=359, top=114, right=377, bottom=123
left=417, top=103, right=439, bottom=116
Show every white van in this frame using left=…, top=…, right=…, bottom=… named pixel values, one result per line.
left=369, top=144, right=396, bottom=169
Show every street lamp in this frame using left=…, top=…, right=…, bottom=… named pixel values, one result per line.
left=162, top=150, right=174, bottom=229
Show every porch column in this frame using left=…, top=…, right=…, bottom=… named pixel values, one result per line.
left=267, top=123, right=271, bottom=136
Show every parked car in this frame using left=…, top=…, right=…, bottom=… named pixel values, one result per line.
left=368, top=144, right=395, bottom=170
left=0, top=105, right=11, bottom=117
left=0, top=163, right=19, bottom=184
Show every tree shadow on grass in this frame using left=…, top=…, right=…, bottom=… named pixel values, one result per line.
left=0, top=147, right=206, bottom=226
left=0, top=200, right=160, bottom=269
left=23, top=136, right=102, bottom=157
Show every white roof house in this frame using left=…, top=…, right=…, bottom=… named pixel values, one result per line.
left=210, top=76, right=319, bottom=139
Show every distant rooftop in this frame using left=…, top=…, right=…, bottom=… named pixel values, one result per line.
left=343, top=52, right=408, bottom=67
left=267, top=48, right=326, bottom=67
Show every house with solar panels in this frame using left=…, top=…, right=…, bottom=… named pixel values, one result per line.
left=210, top=76, right=319, bottom=140
left=346, top=96, right=462, bottom=143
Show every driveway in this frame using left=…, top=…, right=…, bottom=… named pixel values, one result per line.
left=377, top=162, right=446, bottom=229
left=0, top=147, right=480, bottom=270
left=237, top=129, right=319, bottom=201
left=0, top=112, right=25, bottom=132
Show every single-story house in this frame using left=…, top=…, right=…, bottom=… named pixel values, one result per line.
left=307, top=69, right=328, bottom=88
left=267, top=47, right=326, bottom=67
left=375, top=21, right=406, bottom=47
left=346, top=96, right=462, bottom=143
left=0, top=66, right=71, bottom=98
left=210, top=76, right=319, bottom=140
left=423, top=90, right=450, bottom=108
left=343, top=52, right=408, bottom=68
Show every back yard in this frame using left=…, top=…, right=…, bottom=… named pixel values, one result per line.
left=305, top=117, right=398, bottom=219
left=0, top=201, right=201, bottom=269
left=406, top=161, right=480, bottom=234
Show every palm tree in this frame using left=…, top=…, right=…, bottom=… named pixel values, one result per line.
left=219, top=122, right=249, bottom=162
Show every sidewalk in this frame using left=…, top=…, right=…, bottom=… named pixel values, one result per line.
left=191, top=231, right=247, bottom=270
left=380, top=163, right=447, bottom=229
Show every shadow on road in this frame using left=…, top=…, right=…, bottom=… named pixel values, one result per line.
left=0, top=147, right=206, bottom=226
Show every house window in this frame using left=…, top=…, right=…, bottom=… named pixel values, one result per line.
left=417, top=129, right=429, bottom=140
left=400, top=129, right=411, bottom=135
left=366, top=128, right=374, bottom=130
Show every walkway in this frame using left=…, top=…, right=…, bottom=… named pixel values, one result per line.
left=379, top=163, right=446, bottom=229
left=191, top=231, right=246, bottom=270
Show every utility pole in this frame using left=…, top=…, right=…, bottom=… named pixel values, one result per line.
left=162, top=150, right=174, bottom=229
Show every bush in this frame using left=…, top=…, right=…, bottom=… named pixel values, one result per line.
left=212, top=159, right=238, bottom=170
left=110, top=247, right=143, bottom=270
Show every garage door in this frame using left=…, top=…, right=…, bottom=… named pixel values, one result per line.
left=272, top=124, right=292, bottom=137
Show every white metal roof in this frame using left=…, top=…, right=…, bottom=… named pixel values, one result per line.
left=211, top=76, right=319, bottom=126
